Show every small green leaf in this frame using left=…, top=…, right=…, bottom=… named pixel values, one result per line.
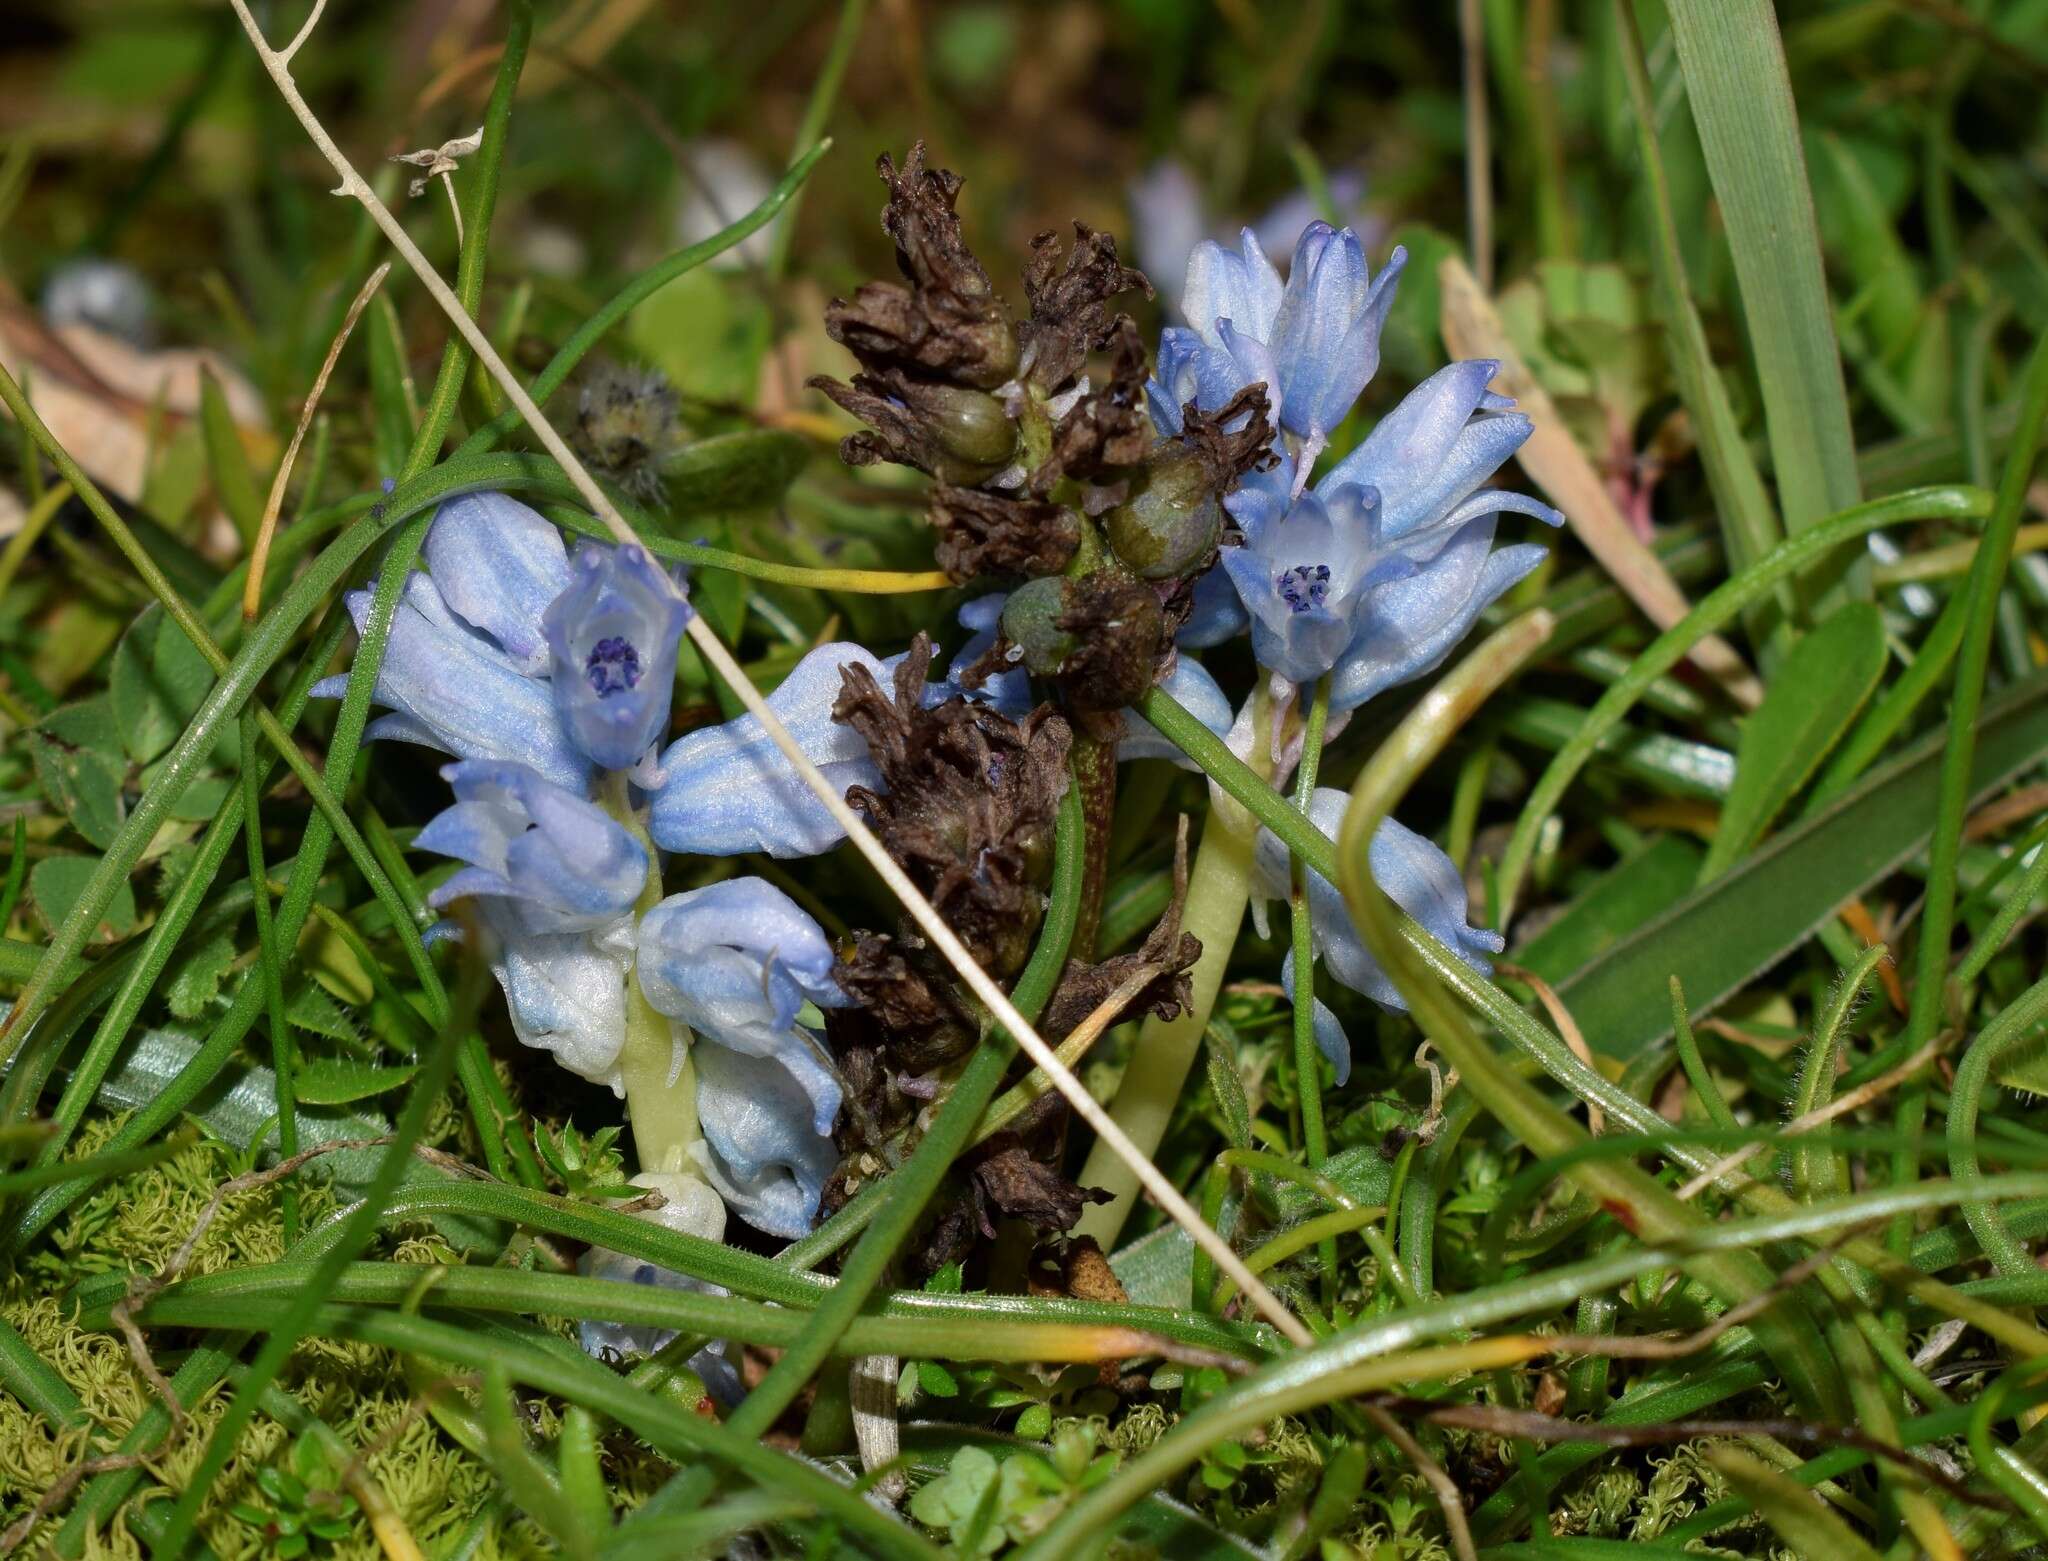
left=111, top=603, right=223, bottom=765
left=30, top=855, right=137, bottom=942
left=1201, top=1021, right=1253, bottom=1152
left=1013, top=1402, right=1052, bottom=1440
left=292, top=1058, right=419, bottom=1106
left=918, top=1360, right=960, bottom=1398
left=27, top=698, right=129, bottom=849
left=166, top=930, right=239, bottom=1018
left=1700, top=602, right=1887, bottom=880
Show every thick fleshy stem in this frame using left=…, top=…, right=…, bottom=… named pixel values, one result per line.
left=596, top=772, right=702, bottom=1179
left=1075, top=683, right=1280, bottom=1248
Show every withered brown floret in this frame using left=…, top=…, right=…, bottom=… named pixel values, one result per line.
left=1018, top=222, right=1151, bottom=393
left=809, top=367, right=1016, bottom=486
left=832, top=635, right=1072, bottom=981
left=1180, top=381, right=1283, bottom=490
left=822, top=144, right=1018, bottom=390
left=928, top=485, right=1080, bottom=583
left=969, top=1144, right=1112, bottom=1236
left=1030, top=316, right=1152, bottom=496
left=1052, top=573, right=1166, bottom=715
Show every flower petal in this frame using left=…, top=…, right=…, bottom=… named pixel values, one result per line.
left=335, top=575, right=588, bottom=792
left=422, top=492, right=572, bottom=675
left=484, top=907, right=633, bottom=1092
left=690, top=1042, right=840, bottom=1239
left=543, top=543, right=693, bottom=772
left=649, top=642, right=889, bottom=857
left=1181, top=228, right=1284, bottom=352
left=419, top=761, right=646, bottom=932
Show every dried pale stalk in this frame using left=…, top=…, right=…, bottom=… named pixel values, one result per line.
left=244, top=261, right=390, bottom=619
left=225, top=0, right=1313, bottom=1348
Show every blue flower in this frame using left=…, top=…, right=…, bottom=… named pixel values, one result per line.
left=1151, top=224, right=1405, bottom=451
left=1216, top=361, right=1561, bottom=711
left=1266, top=224, right=1405, bottom=443
left=414, top=760, right=648, bottom=1091
left=636, top=878, right=850, bottom=1070
left=417, top=760, right=648, bottom=934
left=316, top=568, right=589, bottom=794
left=1250, top=789, right=1503, bottom=1083
left=636, top=878, right=849, bottom=1238
left=575, top=1170, right=742, bottom=1396
left=543, top=541, right=692, bottom=772
left=690, top=1042, right=842, bottom=1241
left=649, top=642, right=893, bottom=858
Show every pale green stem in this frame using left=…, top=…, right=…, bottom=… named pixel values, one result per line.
left=1075, top=685, right=1278, bottom=1247
left=599, top=773, right=700, bottom=1178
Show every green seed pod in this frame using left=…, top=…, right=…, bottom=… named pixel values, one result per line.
left=999, top=577, right=1079, bottom=676
left=1104, top=444, right=1223, bottom=579
left=924, top=384, right=1018, bottom=480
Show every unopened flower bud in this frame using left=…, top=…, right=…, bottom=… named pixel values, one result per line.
left=1104, top=443, right=1223, bottom=579
left=999, top=577, right=1079, bottom=676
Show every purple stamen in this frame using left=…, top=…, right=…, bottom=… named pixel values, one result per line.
left=1275, top=563, right=1332, bottom=614
left=585, top=636, right=642, bottom=697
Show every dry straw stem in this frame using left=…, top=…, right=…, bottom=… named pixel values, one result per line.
left=244, top=260, right=391, bottom=618
left=1437, top=254, right=1765, bottom=710
left=226, top=1, right=1313, bottom=1349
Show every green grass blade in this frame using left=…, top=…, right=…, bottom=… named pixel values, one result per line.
left=1663, top=0, right=1865, bottom=606
left=1697, top=601, right=1886, bottom=880
left=1554, top=664, right=2048, bottom=1056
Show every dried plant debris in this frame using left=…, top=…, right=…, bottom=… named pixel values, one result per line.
left=927, top=484, right=1080, bottom=583
left=822, top=144, right=1018, bottom=390
left=1017, top=222, right=1151, bottom=395
left=833, top=634, right=1072, bottom=980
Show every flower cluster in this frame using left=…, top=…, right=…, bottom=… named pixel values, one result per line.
left=320, top=492, right=851, bottom=1247
left=1158, top=223, right=1564, bottom=715
left=334, top=151, right=1562, bottom=1344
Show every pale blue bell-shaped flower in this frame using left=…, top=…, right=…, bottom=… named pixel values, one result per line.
left=648, top=642, right=891, bottom=858
left=486, top=919, right=635, bottom=1092
left=690, top=1043, right=842, bottom=1240
left=312, top=492, right=587, bottom=792
left=1218, top=361, right=1561, bottom=711
left=418, top=760, right=648, bottom=934
left=415, top=760, right=649, bottom=1093
left=543, top=542, right=692, bottom=772
left=1250, top=789, right=1503, bottom=1083
left=1266, top=224, right=1405, bottom=442
left=636, top=878, right=850, bottom=1073
left=636, top=877, right=848, bottom=1238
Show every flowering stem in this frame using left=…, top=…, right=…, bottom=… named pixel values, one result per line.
left=1289, top=678, right=1335, bottom=1293
left=1075, top=685, right=1277, bottom=1249
left=597, top=773, right=700, bottom=1178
